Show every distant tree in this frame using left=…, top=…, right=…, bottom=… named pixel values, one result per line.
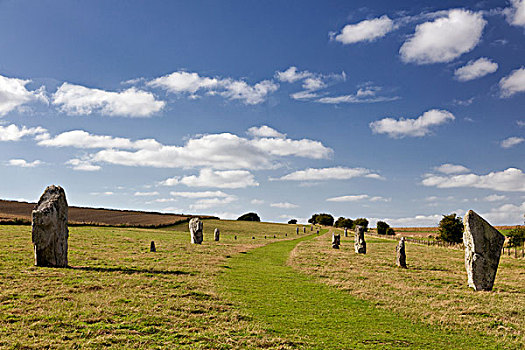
left=386, top=227, right=396, bottom=235
left=437, top=213, right=463, bottom=243
left=308, top=213, right=334, bottom=226
left=288, top=219, right=297, bottom=224
left=506, top=227, right=525, bottom=247
left=237, top=212, right=261, bottom=222
left=354, top=218, right=369, bottom=231
left=376, top=221, right=390, bottom=235
left=334, top=217, right=354, bottom=228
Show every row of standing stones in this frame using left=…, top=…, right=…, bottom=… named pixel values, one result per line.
left=31, top=185, right=505, bottom=291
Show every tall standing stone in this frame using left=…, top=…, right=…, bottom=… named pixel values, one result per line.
left=463, top=210, right=505, bottom=291
left=296, top=227, right=299, bottom=234
left=150, top=241, right=156, bottom=252
left=396, top=237, right=407, bottom=268
left=214, top=228, right=220, bottom=242
left=31, top=185, right=69, bottom=267
left=344, top=228, right=348, bottom=237
left=303, top=227, right=306, bottom=233
left=354, top=225, right=366, bottom=254
left=332, top=233, right=340, bottom=249
left=189, top=217, right=203, bottom=244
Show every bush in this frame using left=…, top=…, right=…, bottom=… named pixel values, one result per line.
left=308, top=213, right=334, bottom=226
left=438, top=213, right=463, bottom=243
left=237, top=212, right=261, bottom=222
left=506, top=227, right=525, bottom=247
left=288, top=219, right=297, bottom=225
left=376, top=221, right=389, bottom=235
left=334, top=217, right=354, bottom=228
left=354, top=218, right=369, bottom=231
left=386, top=227, right=396, bottom=235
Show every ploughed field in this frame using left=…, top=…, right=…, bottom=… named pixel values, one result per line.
left=1, top=221, right=523, bottom=349
left=0, top=200, right=196, bottom=227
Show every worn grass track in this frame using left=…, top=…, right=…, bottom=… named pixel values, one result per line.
left=219, top=232, right=499, bottom=349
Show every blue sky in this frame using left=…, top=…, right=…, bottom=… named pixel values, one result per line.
left=1, top=0, right=524, bottom=226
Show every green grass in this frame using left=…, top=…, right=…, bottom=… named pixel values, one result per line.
left=218, top=231, right=501, bottom=349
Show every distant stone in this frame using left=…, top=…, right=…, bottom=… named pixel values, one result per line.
left=463, top=210, right=505, bottom=291
left=311, top=226, right=313, bottom=231
left=296, top=227, right=299, bottom=234
left=332, top=233, right=340, bottom=249
left=252, top=236, right=255, bottom=239
left=344, top=228, right=348, bottom=237
left=150, top=241, right=156, bottom=252
left=214, top=228, right=220, bottom=242
left=31, top=185, right=69, bottom=267
left=234, top=235, right=237, bottom=240
left=354, top=225, right=366, bottom=254
left=273, top=235, right=276, bottom=238
left=303, top=227, right=306, bottom=233
left=285, top=233, right=287, bottom=236
left=396, top=237, right=407, bottom=268
left=316, top=229, right=319, bottom=234
left=189, top=218, right=203, bottom=244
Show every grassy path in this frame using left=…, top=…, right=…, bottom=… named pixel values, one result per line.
left=219, top=233, right=498, bottom=349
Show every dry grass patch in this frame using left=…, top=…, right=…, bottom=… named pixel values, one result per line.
left=289, top=232, right=524, bottom=348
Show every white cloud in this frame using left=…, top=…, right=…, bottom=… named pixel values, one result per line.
left=399, top=9, right=486, bottom=64
left=505, top=0, right=525, bottom=27
left=481, top=201, right=525, bottom=225
left=66, top=158, right=101, bottom=171
left=275, top=67, right=313, bottom=83
left=7, top=159, right=42, bottom=167
left=499, top=67, right=525, bottom=97
left=369, top=214, right=442, bottom=227
left=147, top=71, right=278, bottom=105
left=484, top=194, right=507, bottom=202
left=0, top=124, right=48, bottom=142
left=334, top=15, right=394, bottom=44
left=52, top=83, right=165, bottom=117
left=422, top=167, right=525, bottom=192
left=276, top=167, right=382, bottom=181
left=454, top=58, right=498, bottom=81
left=134, top=191, right=159, bottom=196
left=434, top=163, right=470, bottom=174
left=0, top=74, right=48, bottom=116
left=250, top=137, right=332, bottom=159
left=90, top=191, right=114, bottom=196
left=189, top=195, right=237, bottom=211
left=370, top=109, right=455, bottom=138
left=326, top=194, right=389, bottom=202
left=251, top=199, right=265, bottom=205
left=247, top=125, right=286, bottom=138
left=317, top=91, right=399, bottom=104
left=169, top=191, right=230, bottom=198
left=38, top=130, right=161, bottom=150
left=161, top=169, right=258, bottom=189
left=501, top=136, right=524, bottom=148
left=270, top=202, right=299, bottom=209
left=517, top=120, right=525, bottom=127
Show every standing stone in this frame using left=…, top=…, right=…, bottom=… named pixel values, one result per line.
left=310, top=226, right=313, bottom=231
left=150, top=241, right=156, bottom=252
left=214, top=228, right=220, bottom=242
left=303, top=227, right=306, bottom=233
left=463, top=210, right=505, bottom=291
left=189, top=218, right=203, bottom=244
left=332, top=233, right=340, bottom=249
left=396, top=237, right=407, bottom=268
left=296, top=227, right=299, bottom=234
left=354, top=225, right=366, bottom=254
left=316, top=229, right=319, bottom=234
left=344, top=228, right=348, bottom=237
left=31, top=185, right=69, bottom=267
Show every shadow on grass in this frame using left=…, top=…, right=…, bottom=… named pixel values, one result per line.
left=70, top=265, right=195, bottom=276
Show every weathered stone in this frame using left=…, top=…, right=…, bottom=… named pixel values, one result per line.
left=310, top=226, right=313, bottom=231
left=332, top=233, right=340, bottom=249
left=31, top=185, right=69, bottom=267
left=354, top=225, right=366, bottom=254
left=214, top=228, right=220, bottom=242
left=396, top=237, right=407, bottom=268
left=296, top=227, right=299, bottom=234
left=344, top=228, right=348, bottom=237
left=303, top=227, right=306, bottom=233
left=463, top=210, right=505, bottom=291
left=316, top=229, right=319, bottom=234
left=189, top=218, right=203, bottom=244
left=150, top=241, right=156, bottom=252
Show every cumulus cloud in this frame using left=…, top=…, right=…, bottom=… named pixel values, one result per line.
left=499, top=67, right=525, bottom=97
left=370, top=109, right=455, bottom=138
left=317, top=85, right=399, bottom=104
left=0, top=74, right=48, bottom=116
left=147, top=70, right=278, bottom=105
left=326, top=194, right=390, bottom=202
left=189, top=195, right=237, bottom=211
left=169, top=191, right=230, bottom=198
left=454, top=58, right=498, bottom=81
left=247, top=125, right=286, bottom=138
left=369, top=214, right=442, bottom=227
left=484, top=194, right=507, bottom=202
left=7, top=159, right=42, bottom=167
left=275, top=167, right=383, bottom=181
left=270, top=202, right=299, bottom=209
left=333, top=15, right=394, bottom=44
left=399, top=9, right=486, bottom=64
left=251, top=199, right=265, bottom=205
left=434, top=163, right=470, bottom=174
left=0, top=124, right=48, bottom=142
left=38, top=130, right=161, bottom=149
left=52, top=83, right=165, bottom=117
left=501, top=136, right=524, bottom=148
left=275, top=67, right=313, bottom=83
left=65, top=158, right=101, bottom=171
left=481, top=201, right=525, bottom=225
left=162, top=169, right=258, bottom=189
left=505, top=0, right=525, bottom=27
left=422, top=167, right=525, bottom=192
left=275, top=67, right=346, bottom=101
left=134, top=191, right=159, bottom=196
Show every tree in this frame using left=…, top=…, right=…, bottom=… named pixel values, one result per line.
left=506, top=227, right=525, bottom=247
left=386, top=227, right=396, bottom=235
left=308, top=213, right=334, bottom=226
left=354, top=218, right=369, bottom=231
left=237, top=212, right=260, bottom=222
left=288, top=219, right=297, bottom=224
left=376, top=221, right=390, bottom=235
left=334, top=217, right=354, bottom=228
left=438, top=213, right=463, bottom=243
